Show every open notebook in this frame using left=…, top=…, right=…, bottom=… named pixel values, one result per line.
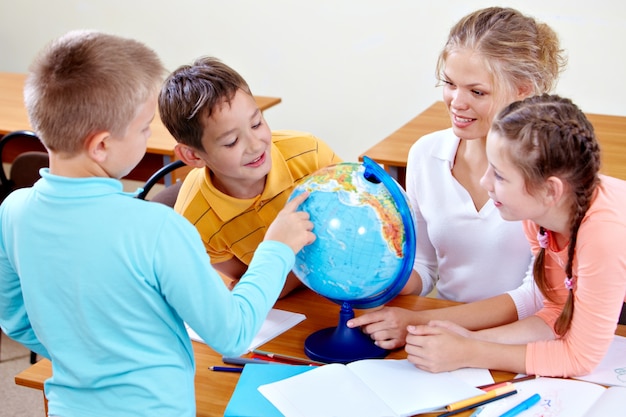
left=185, top=308, right=305, bottom=352
left=258, top=359, right=491, bottom=417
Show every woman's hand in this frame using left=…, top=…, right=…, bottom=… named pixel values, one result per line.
left=347, top=306, right=419, bottom=349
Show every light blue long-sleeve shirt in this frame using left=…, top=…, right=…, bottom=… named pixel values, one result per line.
left=0, top=169, right=292, bottom=417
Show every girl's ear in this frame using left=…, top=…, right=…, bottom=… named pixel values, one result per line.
left=543, top=176, right=565, bottom=206
left=174, top=144, right=206, bottom=168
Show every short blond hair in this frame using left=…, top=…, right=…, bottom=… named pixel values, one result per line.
left=24, top=30, right=166, bottom=154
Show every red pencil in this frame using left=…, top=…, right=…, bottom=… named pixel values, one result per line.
left=477, top=374, right=539, bottom=391
left=251, top=350, right=326, bottom=366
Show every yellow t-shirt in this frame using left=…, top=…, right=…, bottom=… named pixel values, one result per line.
left=174, top=130, right=342, bottom=264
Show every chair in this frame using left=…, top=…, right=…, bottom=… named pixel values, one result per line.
left=0, top=130, right=49, bottom=203
left=136, top=159, right=187, bottom=207
left=0, top=130, right=46, bottom=363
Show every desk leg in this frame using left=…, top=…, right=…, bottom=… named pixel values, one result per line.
left=42, top=391, right=48, bottom=416
left=385, top=165, right=399, bottom=182
left=384, top=165, right=406, bottom=189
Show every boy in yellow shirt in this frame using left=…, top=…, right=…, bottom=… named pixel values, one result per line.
left=158, top=57, right=341, bottom=297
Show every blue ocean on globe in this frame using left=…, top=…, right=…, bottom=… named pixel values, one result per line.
left=288, top=159, right=416, bottom=308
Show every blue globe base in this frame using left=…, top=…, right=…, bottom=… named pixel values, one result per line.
left=304, top=302, right=389, bottom=364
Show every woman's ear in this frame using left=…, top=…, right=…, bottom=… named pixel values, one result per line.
left=516, top=82, right=534, bottom=100
left=174, top=144, right=206, bottom=168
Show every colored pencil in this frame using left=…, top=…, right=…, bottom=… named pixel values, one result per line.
left=209, top=366, right=243, bottom=373
left=251, top=350, right=326, bottom=366
left=446, top=385, right=516, bottom=411
left=437, top=389, right=518, bottom=417
left=222, top=356, right=272, bottom=366
left=476, top=374, right=538, bottom=391
left=477, top=381, right=512, bottom=392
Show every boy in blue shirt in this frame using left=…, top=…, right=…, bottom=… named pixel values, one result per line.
left=0, top=31, right=314, bottom=417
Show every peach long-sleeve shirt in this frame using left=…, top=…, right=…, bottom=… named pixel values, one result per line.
left=525, top=175, right=626, bottom=377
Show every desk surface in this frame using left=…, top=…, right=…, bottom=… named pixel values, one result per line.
left=360, top=101, right=626, bottom=184
left=0, top=72, right=281, bottom=156
left=14, top=289, right=626, bottom=417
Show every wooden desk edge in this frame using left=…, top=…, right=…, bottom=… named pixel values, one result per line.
left=14, top=359, right=48, bottom=390
left=357, top=101, right=626, bottom=170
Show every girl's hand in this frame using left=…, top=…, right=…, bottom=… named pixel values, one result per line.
left=405, top=322, right=476, bottom=373
left=427, top=319, right=474, bottom=339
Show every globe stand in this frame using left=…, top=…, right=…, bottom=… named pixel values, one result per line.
left=304, top=301, right=388, bottom=364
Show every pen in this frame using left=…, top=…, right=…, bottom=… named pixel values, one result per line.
left=469, top=406, right=484, bottom=417
left=498, top=393, right=541, bottom=417
left=437, top=388, right=518, bottom=417
left=222, top=356, right=273, bottom=366
left=477, top=375, right=538, bottom=390
left=251, top=350, right=326, bottom=366
left=447, top=385, right=516, bottom=411
left=209, top=366, right=243, bottom=373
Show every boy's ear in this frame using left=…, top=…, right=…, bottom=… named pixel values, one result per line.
left=174, top=144, right=206, bottom=168
left=85, top=131, right=111, bottom=162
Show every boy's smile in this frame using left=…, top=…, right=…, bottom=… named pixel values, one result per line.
left=245, top=151, right=267, bottom=168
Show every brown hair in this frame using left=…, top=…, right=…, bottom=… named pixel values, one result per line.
left=491, top=94, right=601, bottom=335
left=158, top=56, right=252, bottom=151
left=436, top=7, right=566, bottom=103
left=24, top=30, right=165, bottom=154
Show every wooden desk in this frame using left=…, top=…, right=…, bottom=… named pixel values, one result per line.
left=14, top=289, right=626, bottom=416
left=360, top=101, right=626, bottom=187
left=0, top=72, right=281, bottom=183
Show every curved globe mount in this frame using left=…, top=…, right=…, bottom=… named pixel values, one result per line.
left=304, top=156, right=417, bottom=364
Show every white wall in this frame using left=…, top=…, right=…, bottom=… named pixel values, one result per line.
left=1, top=0, right=625, bottom=162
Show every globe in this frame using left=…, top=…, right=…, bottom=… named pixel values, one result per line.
left=288, top=156, right=416, bottom=363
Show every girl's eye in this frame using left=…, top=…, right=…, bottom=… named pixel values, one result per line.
left=225, top=138, right=238, bottom=148
left=472, top=89, right=485, bottom=97
left=439, top=79, right=454, bottom=87
left=494, top=171, right=504, bottom=181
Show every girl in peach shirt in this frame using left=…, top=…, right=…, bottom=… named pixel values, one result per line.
left=405, top=94, right=626, bottom=377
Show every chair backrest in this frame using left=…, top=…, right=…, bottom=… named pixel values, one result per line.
left=0, top=130, right=48, bottom=203
left=136, top=159, right=187, bottom=207
left=150, top=181, right=183, bottom=207
left=10, top=151, right=49, bottom=189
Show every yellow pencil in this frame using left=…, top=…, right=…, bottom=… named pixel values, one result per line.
left=446, top=384, right=516, bottom=411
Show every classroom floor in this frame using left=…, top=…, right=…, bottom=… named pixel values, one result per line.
left=0, top=331, right=45, bottom=416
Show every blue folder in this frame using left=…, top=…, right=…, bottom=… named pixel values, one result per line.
left=224, top=363, right=314, bottom=417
